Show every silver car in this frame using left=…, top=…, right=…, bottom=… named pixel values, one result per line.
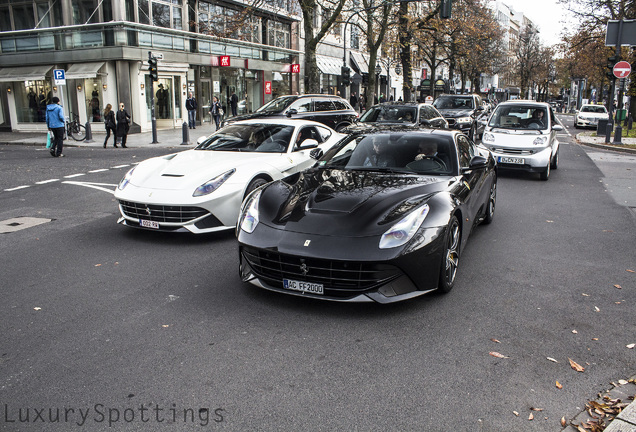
left=481, top=100, right=563, bottom=181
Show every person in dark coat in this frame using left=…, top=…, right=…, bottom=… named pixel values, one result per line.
left=103, top=104, right=117, bottom=148
left=115, top=102, right=131, bottom=148
left=349, top=92, right=358, bottom=111
left=230, top=91, right=238, bottom=116
left=210, top=96, right=222, bottom=130
left=186, top=92, right=197, bottom=129
left=45, top=96, right=65, bottom=157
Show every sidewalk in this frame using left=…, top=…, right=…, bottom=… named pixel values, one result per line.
left=575, top=132, right=636, bottom=154
left=0, top=125, right=216, bottom=149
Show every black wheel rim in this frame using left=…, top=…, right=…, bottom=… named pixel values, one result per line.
left=444, top=220, right=460, bottom=285
left=488, top=183, right=496, bottom=218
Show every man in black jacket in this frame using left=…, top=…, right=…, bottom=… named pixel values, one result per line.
left=230, top=91, right=238, bottom=117
left=186, top=92, right=198, bottom=129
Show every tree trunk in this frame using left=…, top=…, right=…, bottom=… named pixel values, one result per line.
left=398, top=0, right=412, bottom=101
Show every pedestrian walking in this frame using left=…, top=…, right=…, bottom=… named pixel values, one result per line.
left=186, top=92, right=197, bottom=129
left=350, top=92, right=358, bottom=111
left=103, top=103, right=117, bottom=148
left=45, top=96, right=65, bottom=157
left=210, top=96, right=222, bottom=130
left=115, top=102, right=131, bottom=148
left=230, top=91, right=238, bottom=117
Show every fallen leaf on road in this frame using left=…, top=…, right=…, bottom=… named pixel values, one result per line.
left=162, top=325, right=169, bottom=328
left=561, top=417, right=567, bottom=427
left=592, top=338, right=599, bottom=341
left=614, top=284, right=622, bottom=289
left=627, top=343, right=635, bottom=349
left=528, top=413, right=534, bottom=420
left=618, top=379, right=629, bottom=385
left=594, top=306, right=600, bottom=312
left=489, top=351, right=509, bottom=358
left=572, top=330, right=578, bottom=334
left=546, top=220, right=554, bottom=223
left=569, top=358, right=585, bottom=372
left=556, top=381, right=563, bottom=389
left=547, top=357, right=559, bottom=363
left=513, top=411, right=519, bottom=416
left=531, top=407, right=543, bottom=411
left=582, top=293, right=590, bottom=296
left=95, top=264, right=102, bottom=267
left=490, top=338, right=501, bottom=343
left=627, top=269, right=635, bottom=273
left=33, top=307, right=41, bottom=311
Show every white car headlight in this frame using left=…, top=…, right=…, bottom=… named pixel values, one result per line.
left=456, top=116, right=472, bottom=124
left=193, top=169, right=235, bottom=197
left=482, top=132, right=495, bottom=143
left=239, top=189, right=262, bottom=234
left=118, top=167, right=136, bottom=190
left=379, top=204, right=430, bottom=249
left=533, top=136, right=548, bottom=146
left=578, top=115, right=588, bottom=120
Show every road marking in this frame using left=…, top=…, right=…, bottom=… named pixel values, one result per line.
left=62, top=181, right=117, bottom=195
left=88, top=169, right=109, bottom=173
left=0, top=217, right=52, bottom=234
left=112, top=164, right=130, bottom=169
left=35, top=179, right=59, bottom=184
left=4, top=185, right=30, bottom=192
left=64, top=173, right=86, bottom=178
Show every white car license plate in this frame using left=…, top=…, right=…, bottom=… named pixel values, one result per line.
left=498, top=156, right=524, bottom=164
left=283, top=278, right=324, bottom=295
left=140, top=219, right=159, bottom=229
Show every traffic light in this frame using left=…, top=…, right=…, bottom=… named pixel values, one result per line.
left=341, top=66, right=350, bottom=87
left=440, top=0, right=452, bottom=19
left=148, top=57, right=158, bottom=82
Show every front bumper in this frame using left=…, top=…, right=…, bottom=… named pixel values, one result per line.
left=575, top=117, right=604, bottom=128
left=486, top=145, right=553, bottom=172
left=237, top=224, right=447, bottom=303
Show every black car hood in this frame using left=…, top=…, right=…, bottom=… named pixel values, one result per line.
left=259, top=168, right=453, bottom=237
left=437, top=108, right=474, bottom=118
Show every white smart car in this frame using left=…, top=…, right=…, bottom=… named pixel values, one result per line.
left=114, top=119, right=344, bottom=233
left=481, top=100, right=563, bottom=181
left=574, top=104, right=609, bottom=129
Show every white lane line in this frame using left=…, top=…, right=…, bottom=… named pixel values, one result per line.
left=64, top=173, right=86, bottom=178
left=35, top=179, right=59, bottom=184
left=88, top=169, right=109, bottom=173
left=112, top=164, right=130, bottom=169
left=62, top=181, right=117, bottom=195
left=4, top=185, right=30, bottom=192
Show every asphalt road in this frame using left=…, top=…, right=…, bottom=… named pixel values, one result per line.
left=0, top=124, right=634, bottom=431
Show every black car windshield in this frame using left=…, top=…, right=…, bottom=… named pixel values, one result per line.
left=319, top=133, right=457, bottom=175
left=488, top=105, right=548, bottom=131
left=359, top=106, right=418, bottom=124
left=195, top=124, right=294, bottom=153
left=255, top=96, right=297, bottom=113
left=433, top=96, right=474, bottom=110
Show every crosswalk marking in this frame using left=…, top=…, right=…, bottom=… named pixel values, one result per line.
left=35, top=179, right=59, bottom=184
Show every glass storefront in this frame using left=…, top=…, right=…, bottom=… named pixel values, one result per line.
left=271, top=72, right=290, bottom=99
left=14, top=80, right=52, bottom=123
left=155, top=78, right=172, bottom=119
left=84, top=79, right=103, bottom=122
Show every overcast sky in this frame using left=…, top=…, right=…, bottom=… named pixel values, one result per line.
left=503, top=0, right=576, bottom=46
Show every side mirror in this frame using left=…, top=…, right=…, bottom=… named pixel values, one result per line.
left=297, top=139, right=319, bottom=150
left=286, top=108, right=298, bottom=117
left=309, top=148, right=324, bottom=160
left=419, top=119, right=431, bottom=126
left=462, top=155, right=488, bottom=172
left=196, top=136, right=207, bottom=145
left=552, top=125, right=563, bottom=131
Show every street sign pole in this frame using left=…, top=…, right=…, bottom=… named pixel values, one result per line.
left=606, top=20, right=623, bottom=143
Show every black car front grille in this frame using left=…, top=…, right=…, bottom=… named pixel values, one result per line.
left=446, top=118, right=456, bottom=127
left=241, top=246, right=402, bottom=296
left=118, top=200, right=208, bottom=223
left=497, top=148, right=534, bottom=155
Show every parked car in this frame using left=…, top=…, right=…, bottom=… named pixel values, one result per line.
left=481, top=100, right=562, bottom=181
left=574, top=104, right=609, bottom=128
left=357, top=102, right=448, bottom=129
left=221, top=94, right=359, bottom=131
left=114, top=119, right=345, bottom=233
left=237, top=127, right=497, bottom=303
left=432, top=93, right=487, bottom=140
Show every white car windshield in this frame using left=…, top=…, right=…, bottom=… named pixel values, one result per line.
left=196, top=124, right=294, bottom=153
left=580, top=105, right=607, bottom=114
left=488, top=105, right=549, bottom=131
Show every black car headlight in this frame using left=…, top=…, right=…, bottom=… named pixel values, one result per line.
left=238, top=189, right=262, bottom=234
left=379, top=204, right=430, bottom=249
left=193, top=169, right=235, bottom=197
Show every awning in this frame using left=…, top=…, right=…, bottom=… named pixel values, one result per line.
left=350, top=52, right=369, bottom=74
left=65, top=62, right=105, bottom=79
left=316, top=55, right=343, bottom=76
left=0, top=65, right=53, bottom=82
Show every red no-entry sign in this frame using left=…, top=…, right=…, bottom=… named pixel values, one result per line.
left=613, top=61, right=631, bottom=78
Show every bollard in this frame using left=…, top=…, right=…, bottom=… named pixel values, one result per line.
left=180, top=121, right=190, bottom=145
left=605, top=121, right=613, bottom=143
left=84, top=121, right=94, bottom=143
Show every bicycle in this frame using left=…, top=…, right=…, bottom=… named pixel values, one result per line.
left=66, top=112, right=86, bottom=141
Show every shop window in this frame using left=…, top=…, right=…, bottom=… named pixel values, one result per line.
left=267, top=21, right=290, bottom=49
left=85, top=79, right=103, bottom=122
left=174, top=76, right=182, bottom=119
left=72, top=0, right=99, bottom=24
left=14, top=80, right=52, bottom=123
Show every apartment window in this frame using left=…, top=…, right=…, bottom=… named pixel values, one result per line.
left=0, top=1, right=61, bottom=30
left=350, top=25, right=359, bottom=50
left=267, top=20, right=290, bottom=49
left=72, top=0, right=100, bottom=24
left=150, top=0, right=183, bottom=29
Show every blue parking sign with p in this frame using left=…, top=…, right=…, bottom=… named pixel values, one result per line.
left=53, top=69, right=66, bottom=85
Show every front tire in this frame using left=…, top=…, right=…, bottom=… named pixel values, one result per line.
left=438, top=215, right=460, bottom=294
left=483, top=180, right=496, bottom=225
left=244, top=177, right=268, bottom=198
left=540, top=160, right=550, bottom=181
left=551, top=148, right=559, bottom=169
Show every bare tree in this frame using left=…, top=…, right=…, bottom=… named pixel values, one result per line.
left=511, top=24, right=543, bottom=98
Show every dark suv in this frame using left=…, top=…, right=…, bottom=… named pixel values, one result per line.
left=432, top=94, right=487, bottom=140
left=221, top=94, right=359, bottom=131
left=358, top=102, right=448, bottom=129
